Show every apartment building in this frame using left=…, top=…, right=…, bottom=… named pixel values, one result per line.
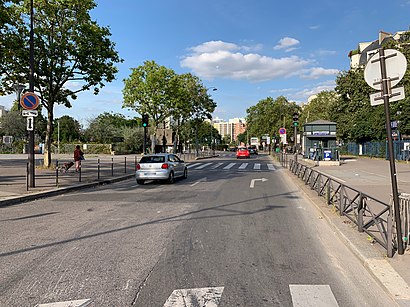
left=348, top=30, right=407, bottom=68
left=0, top=105, right=7, bottom=118
left=213, top=117, right=247, bottom=142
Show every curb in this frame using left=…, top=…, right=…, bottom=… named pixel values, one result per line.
left=272, top=157, right=410, bottom=305
left=0, top=174, right=135, bottom=208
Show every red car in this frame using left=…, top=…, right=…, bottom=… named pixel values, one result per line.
left=236, top=147, right=250, bottom=159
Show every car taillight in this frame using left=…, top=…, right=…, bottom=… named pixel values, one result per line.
left=136, top=164, right=141, bottom=170
left=161, top=163, right=169, bottom=169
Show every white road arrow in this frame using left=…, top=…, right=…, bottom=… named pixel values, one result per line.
left=250, top=178, right=268, bottom=188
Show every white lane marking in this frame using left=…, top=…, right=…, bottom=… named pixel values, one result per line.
left=239, top=163, right=248, bottom=169
left=289, top=285, right=339, bottom=307
left=267, top=164, right=276, bottom=171
left=164, top=287, right=224, bottom=307
left=211, top=162, right=224, bottom=169
left=192, top=162, right=213, bottom=170
left=250, top=178, right=268, bottom=188
left=190, top=177, right=208, bottom=187
left=35, top=299, right=92, bottom=307
left=253, top=163, right=261, bottom=170
left=223, top=163, right=236, bottom=170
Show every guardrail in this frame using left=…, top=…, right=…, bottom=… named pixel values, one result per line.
left=279, top=154, right=400, bottom=257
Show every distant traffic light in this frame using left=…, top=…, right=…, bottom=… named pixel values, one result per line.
left=142, top=114, right=149, bottom=127
left=292, top=112, right=299, bottom=127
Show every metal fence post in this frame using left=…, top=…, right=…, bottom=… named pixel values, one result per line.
left=358, top=194, right=364, bottom=232
left=326, top=179, right=331, bottom=205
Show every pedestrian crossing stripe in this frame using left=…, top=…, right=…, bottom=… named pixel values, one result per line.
left=163, top=285, right=339, bottom=306
left=187, top=162, right=276, bottom=171
left=223, top=163, right=236, bottom=170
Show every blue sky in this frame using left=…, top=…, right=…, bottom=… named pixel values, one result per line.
left=1, top=0, right=410, bottom=126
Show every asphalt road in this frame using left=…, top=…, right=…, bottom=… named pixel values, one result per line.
left=0, top=153, right=396, bottom=306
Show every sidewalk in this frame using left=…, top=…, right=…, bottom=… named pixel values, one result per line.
left=0, top=152, right=206, bottom=206
left=284, top=155, right=410, bottom=306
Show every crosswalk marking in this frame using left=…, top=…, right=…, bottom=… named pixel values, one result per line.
left=239, top=163, right=248, bottom=169
left=187, top=162, right=276, bottom=171
left=164, top=287, right=224, bottom=307
left=190, top=162, right=213, bottom=169
left=211, top=162, right=224, bottom=169
left=223, top=163, right=236, bottom=170
left=289, top=285, right=339, bottom=307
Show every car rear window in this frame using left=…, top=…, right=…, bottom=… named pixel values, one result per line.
left=140, top=156, right=165, bottom=163
left=238, top=148, right=247, bottom=151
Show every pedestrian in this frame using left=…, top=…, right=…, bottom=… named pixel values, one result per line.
left=74, top=145, right=84, bottom=172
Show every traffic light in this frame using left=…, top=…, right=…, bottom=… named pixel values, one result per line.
left=292, top=112, right=299, bottom=127
left=142, top=114, right=149, bottom=127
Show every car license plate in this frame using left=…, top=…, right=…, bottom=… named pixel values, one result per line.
left=144, top=172, right=155, bottom=175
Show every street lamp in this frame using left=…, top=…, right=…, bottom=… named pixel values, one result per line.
left=13, top=83, right=26, bottom=110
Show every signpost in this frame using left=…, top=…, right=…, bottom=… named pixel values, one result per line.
left=364, top=48, right=406, bottom=255
left=20, top=92, right=39, bottom=188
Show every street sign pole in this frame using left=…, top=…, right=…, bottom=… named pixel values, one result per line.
left=378, top=47, right=404, bottom=255
left=28, top=0, right=35, bottom=188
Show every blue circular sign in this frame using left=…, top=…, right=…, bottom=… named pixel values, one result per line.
left=20, top=92, right=39, bottom=110
left=279, top=127, right=286, bottom=135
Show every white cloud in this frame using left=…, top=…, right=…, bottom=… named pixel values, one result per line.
left=301, top=67, right=339, bottom=79
left=309, top=25, right=320, bottom=30
left=292, top=80, right=336, bottom=101
left=181, top=41, right=311, bottom=82
left=273, top=37, right=300, bottom=51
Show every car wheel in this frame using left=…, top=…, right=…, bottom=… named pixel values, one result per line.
left=167, top=171, right=175, bottom=184
left=137, top=179, right=145, bottom=185
left=183, top=168, right=188, bottom=179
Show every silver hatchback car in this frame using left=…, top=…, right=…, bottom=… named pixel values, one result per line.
left=135, top=153, right=188, bottom=184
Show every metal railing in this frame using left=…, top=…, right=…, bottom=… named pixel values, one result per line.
left=280, top=154, right=398, bottom=257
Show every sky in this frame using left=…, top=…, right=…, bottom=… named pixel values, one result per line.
left=1, top=0, right=410, bottom=126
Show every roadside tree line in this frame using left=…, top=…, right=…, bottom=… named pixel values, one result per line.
left=245, top=31, right=410, bottom=146
left=0, top=1, right=218, bottom=162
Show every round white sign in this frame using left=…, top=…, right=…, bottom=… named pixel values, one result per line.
left=364, top=49, right=407, bottom=90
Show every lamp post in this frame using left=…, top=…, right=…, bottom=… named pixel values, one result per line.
left=13, top=84, right=26, bottom=110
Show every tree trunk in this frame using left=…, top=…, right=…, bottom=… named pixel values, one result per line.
left=43, top=108, right=53, bottom=168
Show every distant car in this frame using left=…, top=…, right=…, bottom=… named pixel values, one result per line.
left=248, top=145, right=258, bottom=155
left=135, top=153, right=187, bottom=184
left=236, top=147, right=250, bottom=159
left=229, top=146, right=237, bottom=152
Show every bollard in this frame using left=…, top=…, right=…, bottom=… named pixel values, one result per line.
left=26, top=162, right=29, bottom=191
left=111, top=157, right=114, bottom=176
left=98, top=158, right=100, bottom=181
left=125, top=157, right=127, bottom=174
left=79, top=165, right=82, bottom=182
left=56, top=160, right=59, bottom=186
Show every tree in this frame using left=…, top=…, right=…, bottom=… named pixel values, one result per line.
left=334, top=68, right=377, bottom=142
left=300, top=91, right=338, bottom=124
left=52, top=115, right=81, bottom=143
left=122, top=61, right=178, bottom=152
left=122, top=63, right=216, bottom=153
left=246, top=96, right=300, bottom=142
left=84, top=112, right=133, bottom=143
left=0, top=0, right=122, bottom=167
